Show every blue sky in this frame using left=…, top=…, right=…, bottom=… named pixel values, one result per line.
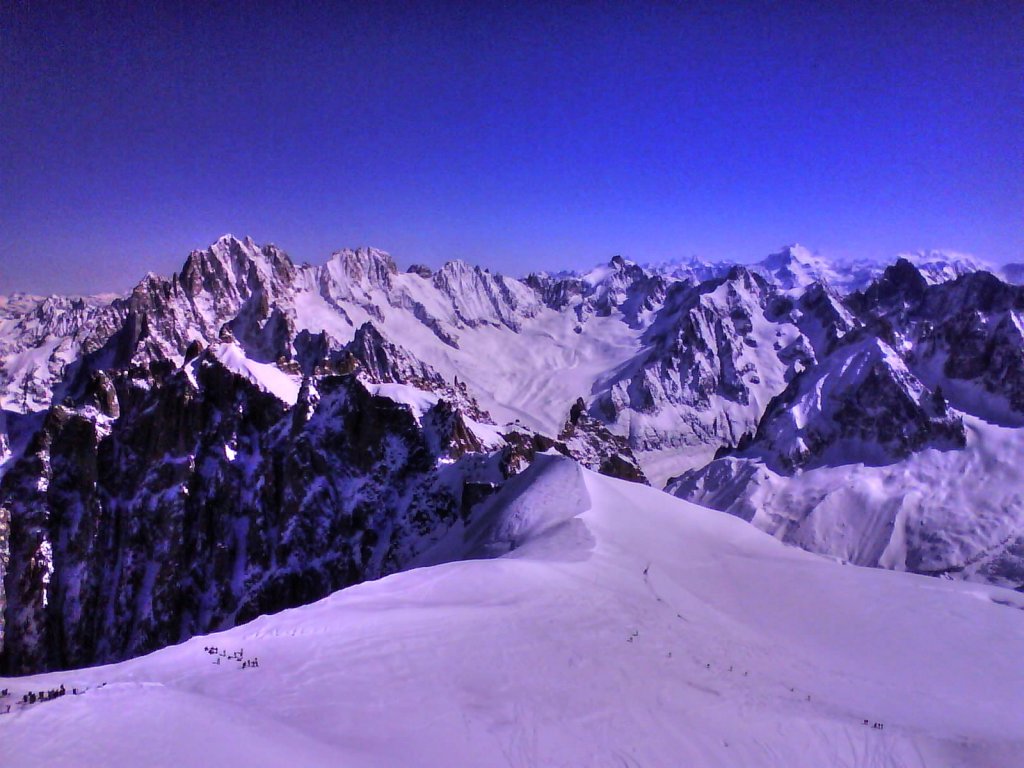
left=1, top=1, right=1021, bottom=294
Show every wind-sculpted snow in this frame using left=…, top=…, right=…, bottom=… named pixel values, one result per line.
left=210, top=342, right=302, bottom=404
left=2, top=461, right=1022, bottom=767
left=441, top=452, right=596, bottom=561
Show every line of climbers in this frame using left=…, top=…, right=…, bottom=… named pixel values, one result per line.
left=204, top=645, right=259, bottom=669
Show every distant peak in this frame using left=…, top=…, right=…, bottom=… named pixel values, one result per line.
left=210, top=233, right=258, bottom=252
left=328, top=246, right=398, bottom=284
left=766, top=243, right=819, bottom=266
left=897, top=248, right=990, bottom=270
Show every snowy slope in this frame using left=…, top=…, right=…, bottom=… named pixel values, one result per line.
left=4, top=236, right=1023, bottom=681
left=590, top=267, right=807, bottom=486
left=751, top=244, right=883, bottom=295
left=671, top=414, right=1024, bottom=589
left=3, top=455, right=1022, bottom=767
left=210, top=342, right=302, bottom=405
left=670, top=261, right=1024, bottom=588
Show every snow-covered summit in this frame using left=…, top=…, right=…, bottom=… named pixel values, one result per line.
left=750, top=244, right=883, bottom=295
left=897, top=248, right=993, bottom=284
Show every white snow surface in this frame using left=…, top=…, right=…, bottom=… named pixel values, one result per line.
left=365, top=379, right=506, bottom=449
left=676, top=414, right=1024, bottom=586
left=210, top=343, right=302, bottom=405
left=3, top=455, right=1022, bottom=767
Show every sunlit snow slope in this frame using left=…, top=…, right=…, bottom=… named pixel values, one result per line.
left=2, top=455, right=1022, bottom=767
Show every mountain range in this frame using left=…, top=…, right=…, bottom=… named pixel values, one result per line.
left=2, top=236, right=1024, bottom=675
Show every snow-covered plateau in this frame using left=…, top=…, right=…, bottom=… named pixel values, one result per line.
left=2, top=456, right=1022, bottom=767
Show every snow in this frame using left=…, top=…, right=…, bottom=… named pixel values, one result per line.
left=595, top=269, right=805, bottom=486
left=210, top=343, right=301, bottom=405
left=365, top=379, right=506, bottom=449
left=286, top=251, right=645, bottom=436
left=678, top=414, right=1024, bottom=585
left=753, top=244, right=883, bottom=295
left=3, top=455, right=1022, bottom=767
left=366, top=381, right=440, bottom=419
left=898, top=249, right=992, bottom=284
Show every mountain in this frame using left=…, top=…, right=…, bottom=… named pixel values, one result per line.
left=672, top=261, right=1024, bottom=589
left=0, top=236, right=655, bottom=673
left=588, top=266, right=807, bottom=484
left=897, top=249, right=995, bottom=285
left=1002, top=262, right=1024, bottom=285
left=2, top=236, right=1022, bottom=675
left=2, top=457, right=1021, bottom=767
left=750, top=244, right=883, bottom=294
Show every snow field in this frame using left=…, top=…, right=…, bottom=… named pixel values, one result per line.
left=2, top=455, right=1022, bottom=767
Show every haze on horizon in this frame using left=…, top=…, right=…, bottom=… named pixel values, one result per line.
left=1, top=1, right=1021, bottom=296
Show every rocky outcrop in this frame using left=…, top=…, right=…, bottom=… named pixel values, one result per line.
left=669, top=261, right=1024, bottom=590
left=701, top=335, right=965, bottom=474
left=558, top=398, right=648, bottom=484
left=851, top=262, right=1024, bottom=422
left=0, top=355, right=503, bottom=674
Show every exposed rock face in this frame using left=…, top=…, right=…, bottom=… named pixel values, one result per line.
left=525, top=255, right=672, bottom=327
left=559, top=398, right=648, bottom=484
left=0, top=355, right=504, bottom=674
left=746, top=336, right=965, bottom=472
left=590, top=267, right=807, bottom=477
left=0, top=238, right=668, bottom=673
left=850, top=263, right=1024, bottom=422
left=334, top=323, right=488, bottom=421
left=0, top=293, right=125, bottom=412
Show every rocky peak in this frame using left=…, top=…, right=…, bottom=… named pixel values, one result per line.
left=178, top=235, right=296, bottom=301
left=407, top=264, right=433, bottom=278
left=431, top=260, right=540, bottom=332
left=523, top=272, right=587, bottom=312
left=558, top=398, right=648, bottom=484
left=850, top=257, right=929, bottom=316
left=920, top=270, right=1024, bottom=317
left=571, top=256, right=667, bottom=326
left=795, top=282, right=859, bottom=356
left=335, top=323, right=490, bottom=421
left=341, top=323, right=441, bottom=385
left=753, top=245, right=884, bottom=295
left=327, top=247, right=398, bottom=289
left=0, top=345, right=510, bottom=674
left=749, top=337, right=965, bottom=472
left=755, top=244, right=827, bottom=291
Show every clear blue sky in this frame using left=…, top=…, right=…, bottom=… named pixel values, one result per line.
left=1, top=1, right=1021, bottom=294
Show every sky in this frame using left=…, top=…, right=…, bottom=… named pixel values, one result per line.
left=1, top=1, right=1021, bottom=295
